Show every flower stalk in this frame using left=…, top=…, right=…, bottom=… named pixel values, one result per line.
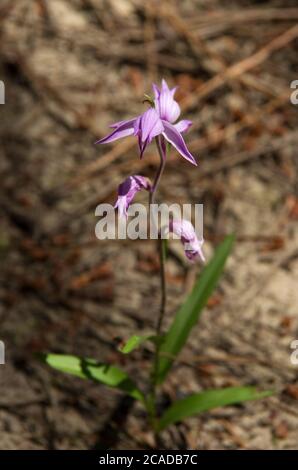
left=145, top=136, right=168, bottom=440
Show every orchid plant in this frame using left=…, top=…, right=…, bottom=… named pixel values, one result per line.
left=40, top=80, right=271, bottom=445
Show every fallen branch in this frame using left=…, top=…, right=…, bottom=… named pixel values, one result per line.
left=181, top=25, right=298, bottom=111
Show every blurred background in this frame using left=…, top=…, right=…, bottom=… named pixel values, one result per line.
left=0, top=0, right=298, bottom=450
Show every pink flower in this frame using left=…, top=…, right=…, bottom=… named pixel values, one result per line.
left=170, top=219, right=205, bottom=263
left=96, top=79, right=196, bottom=165
left=114, top=175, right=151, bottom=218
left=133, top=108, right=164, bottom=158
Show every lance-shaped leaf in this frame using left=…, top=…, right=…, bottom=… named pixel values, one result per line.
left=39, top=354, right=144, bottom=402
left=158, top=386, right=273, bottom=430
left=156, top=235, right=235, bottom=384
left=118, top=334, right=159, bottom=354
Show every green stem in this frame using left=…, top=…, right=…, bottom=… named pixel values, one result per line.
left=149, top=137, right=166, bottom=205
left=146, top=136, right=167, bottom=440
left=156, top=238, right=167, bottom=337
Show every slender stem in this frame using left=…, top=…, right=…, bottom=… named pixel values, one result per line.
left=150, top=136, right=167, bottom=340
left=152, top=136, right=167, bottom=337
left=156, top=238, right=166, bottom=336
left=147, top=136, right=167, bottom=441
left=149, top=137, right=166, bottom=205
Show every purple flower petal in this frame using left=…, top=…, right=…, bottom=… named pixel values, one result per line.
left=185, top=240, right=205, bottom=262
left=170, top=219, right=205, bottom=263
left=134, top=108, right=164, bottom=158
left=152, top=83, right=160, bottom=100
left=174, top=119, right=192, bottom=134
left=95, top=118, right=136, bottom=144
left=114, top=175, right=151, bottom=218
left=114, top=196, right=128, bottom=218
left=162, top=121, right=197, bottom=166
left=170, top=219, right=195, bottom=242
left=154, top=80, right=180, bottom=123
left=136, top=108, right=164, bottom=143
left=109, top=118, right=136, bottom=129
left=154, top=88, right=181, bottom=122
left=161, top=79, right=176, bottom=95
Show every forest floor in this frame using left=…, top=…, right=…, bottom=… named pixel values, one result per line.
left=0, top=0, right=298, bottom=449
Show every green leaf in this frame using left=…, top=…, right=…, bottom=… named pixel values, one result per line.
left=158, top=386, right=273, bottom=430
left=39, top=353, right=144, bottom=401
left=156, top=235, right=235, bottom=384
left=119, top=334, right=163, bottom=354
left=119, top=335, right=154, bottom=354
